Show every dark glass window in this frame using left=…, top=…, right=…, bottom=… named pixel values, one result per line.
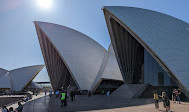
left=158, top=72, right=164, bottom=86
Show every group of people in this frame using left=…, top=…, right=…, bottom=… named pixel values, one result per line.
left=1, top=102, right=23, bottom=112
left=153, top=90, right=170, bottom=112
left=153, top=89, right=181, bottom=112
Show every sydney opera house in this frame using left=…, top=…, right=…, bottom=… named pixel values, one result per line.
left=0, top=65, right=44, bottom=92
left=103, top=6, right=189, bottom=97
left=34, top=22, right=123, bottom=94
left=34, top=6, right=189, bottom=98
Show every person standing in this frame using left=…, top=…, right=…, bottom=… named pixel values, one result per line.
left=49, top=91, right=52, bottom=98
left=36, top=90, right=38, bottom=96
left=1, top=106, right=8, bottom=112
left=60, top=90, right=67, bottom=107
left=159, top=91, right=170, bottom=112
left=102, top=90, right=104, bottom=94
left=8, top=107, right=14, bottom=112
left=88, top=91, right=91, bottom=98
left=56, top=90, right=60, bottom=98
left=106, top=91, right=110, bottom=96
left=73, top=91, right=75, bottom=101
left=175, top=89, right=181, bottom=104
left=70, top=91, right=75, bottom=101
left=153, top=90, right=159, bottom=110
left=172, top=89, right=176, bottom=104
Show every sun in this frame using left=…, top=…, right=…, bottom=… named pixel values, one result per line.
left=37, top=0, right=52, bottom=9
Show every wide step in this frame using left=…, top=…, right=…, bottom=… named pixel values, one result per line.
left=110, top=84, right=148, bottom=98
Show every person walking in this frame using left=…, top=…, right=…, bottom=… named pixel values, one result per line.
left=15, top=102, right=23, bottom=112
left=60, top=90, right=67, bottom=107
left=159, top=91, right=170, bottom=112
left=153, top=90, right=159, bottom=110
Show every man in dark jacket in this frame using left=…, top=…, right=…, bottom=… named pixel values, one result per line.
left=16, top=102, right=23, bottom=112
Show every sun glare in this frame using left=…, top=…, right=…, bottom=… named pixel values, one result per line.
left=37, top=0, right=52, bottom=9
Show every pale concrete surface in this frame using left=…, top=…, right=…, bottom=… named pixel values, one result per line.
left=0, top=95, right=25, bottom=98
left=18, top=94, right=189, bottom=112
left=7, top=93, right=45, bottom=110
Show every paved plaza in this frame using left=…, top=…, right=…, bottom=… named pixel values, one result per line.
left=18, top=95, right=189, bottom=112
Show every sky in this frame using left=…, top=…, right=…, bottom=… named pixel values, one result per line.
left=0, top=0, right=189, bottom=82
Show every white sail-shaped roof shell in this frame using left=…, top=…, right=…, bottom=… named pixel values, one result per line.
left=0, top=71, right=11, bottom=89
left=9, top=65, right=44, bottom=91
left=26, top=81, right=43, bottom=89
left=101, top=45, right=122, bottom=81
left=0, top=65, right=44, bottom=91
left=90, top=45, right=123, bottom=93
left=35, top=22, right=106, bottom=91
left=103, top=6, right=189, bottom=95
left=35, top=22, right=123, bottom=92
left=0, top=68, right=8, bottom=76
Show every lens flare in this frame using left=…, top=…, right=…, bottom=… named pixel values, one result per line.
left=37, top=0, right=52, bottom=9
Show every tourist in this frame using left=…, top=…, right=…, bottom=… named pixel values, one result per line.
left=44, top=90, right=46, bottom=96
left=60, top=90, right=67, bottom=107
left=1, top=106, right=8, bottom=112
left=159, top=91, right=170, bottom=112
left=49, top=91, right=52, bottom=98
left=36, top=90, right=38, bottom=96
left=15, top=102, right=23, bottom=112
left=153, top=90, right=159, bottom=110
left=175, top=88, right=181, bottom=104
left=106, top=91, right=110, bottom=96
left=102, top=89, right=104, bottom=94
left=73, top=91, right=75, bottom=101
left=56, top=90, right=60, bottom=98
left=8, top=107, right=14, bottom=112
left=70, top=91, right=75, bottom=101
left=172, top=89, right=176, bottom=104
left=88, top=91, right=91, bottom=98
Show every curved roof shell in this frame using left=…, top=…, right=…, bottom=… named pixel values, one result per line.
left=101, top=45, right=122, bottom=81
left=0, top=65, right=44, bottom=91
left=0, top=68, right=8, bottom=76
left=26, top=81, right=43, bottom=89
left=90, top=45, right=123, bottom=92
left=0, top=72, right=11, bottom=89
left=35, top=22, right=123, bottom=91
left=35, top=22, right=106, bottom=91
left=9, top=65, right=44, bottom=91
left=103, top=6, right=189, bottom=94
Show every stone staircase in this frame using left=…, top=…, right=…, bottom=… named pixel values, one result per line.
left=110, top=84, right=148, bottom=98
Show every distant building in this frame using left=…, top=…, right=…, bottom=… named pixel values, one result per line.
left=0, top=65, right=44, bottom=92
left=103, top=6, right=189, bottom=97
left=34, top=22, right=123, bottom=94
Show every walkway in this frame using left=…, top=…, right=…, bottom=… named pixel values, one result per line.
left=21, top=95, right=189, bottom=112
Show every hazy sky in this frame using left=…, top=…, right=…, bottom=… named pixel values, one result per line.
left=0, top=0, right=189, bottom=82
